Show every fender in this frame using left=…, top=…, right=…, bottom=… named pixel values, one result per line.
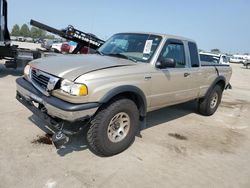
left=204, top=75, right=226, bottom=98
left=100, top=85, right=147, bottom=117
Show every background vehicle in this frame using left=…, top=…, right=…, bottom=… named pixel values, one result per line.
left=10, top=36, right=17, bottom=41
left=242, top=60, right=250, bottom=69
left=51, top=41, right=63, bottom=53
left=60, top=42, right=70, bottom=53
left=0, top=0, right=41, bottom=70
left=16, top=32, right=232, bottom=156
left=230, top=55, right=248, bottom=63
left=42, top=39, right=65, bottom=51
left=24, top=37, right=33, bottom=43
left=200, top=52, right=230, bottom=65
left=1, top=0, right=105, bottom=70
left=61, top=41, right=77, bottom=53
left=41, top=39, right=54, bottom=50
left=17, top=36, right=26, bottom=42
left=33, top=38, right=44, bottom=43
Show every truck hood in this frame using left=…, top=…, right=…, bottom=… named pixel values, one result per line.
left=30, top=54, right=135, bottom=81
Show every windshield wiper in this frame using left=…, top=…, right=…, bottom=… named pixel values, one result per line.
left=106, top=53, right=137, bottom=63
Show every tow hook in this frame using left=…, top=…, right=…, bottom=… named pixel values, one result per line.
left=52, top=122, right=69, bottom=149
left=52, top=131, right=69, bottom=149
left=225, top=83, right=232, bottom=90
left=40, top=107, right=69, bottom=148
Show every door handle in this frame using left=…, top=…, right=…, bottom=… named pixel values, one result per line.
left=144, top=76, right=152, bottom=80
left=184, top=73, right=190, bottom=77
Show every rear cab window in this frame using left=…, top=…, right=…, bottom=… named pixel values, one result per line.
left=188, top=42, right=200, bottom=67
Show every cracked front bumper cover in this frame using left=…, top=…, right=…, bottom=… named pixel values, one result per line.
left=16, top=77, right=99, bottom=122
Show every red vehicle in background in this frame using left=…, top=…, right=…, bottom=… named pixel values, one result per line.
left=61, top=42, right=71, bottom=53
left=61, top=41, right=77, bottom=53
left=61, top=41, right=96, bottom=54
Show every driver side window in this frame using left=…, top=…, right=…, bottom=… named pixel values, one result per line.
left=159, top=42, right=186, bottom=68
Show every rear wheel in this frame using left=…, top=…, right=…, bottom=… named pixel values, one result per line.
left=86, top=98, right=139, bottom=156
left=198, top=85, right=223, bottom=116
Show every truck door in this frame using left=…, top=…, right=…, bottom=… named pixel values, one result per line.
left=149, top=39, right=196, bottom=109
left=186, top=41, right=204, bottom=98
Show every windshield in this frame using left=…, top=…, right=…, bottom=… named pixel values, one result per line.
left=200, top=54, right=220, bottom=64
left=98, top=33, right=162, bottom=62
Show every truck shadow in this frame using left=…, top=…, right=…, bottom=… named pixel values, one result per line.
left=56, top=131, right=89, bottom=156
left=142, top=101, right=196, bottom=130
left=29, top=101, right=196, bottom=157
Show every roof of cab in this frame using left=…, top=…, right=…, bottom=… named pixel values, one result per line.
left=116, top=32, right=196, bottom=43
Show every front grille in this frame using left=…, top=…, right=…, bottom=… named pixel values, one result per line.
left=31, top=69, right=50, bottom=90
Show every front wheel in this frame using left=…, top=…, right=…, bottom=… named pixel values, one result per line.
left=198, top=85, right=223, bottom=116
left=86, top=98, right=139, bottom=156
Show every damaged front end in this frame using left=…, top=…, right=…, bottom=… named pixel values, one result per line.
left=16, top=77, right=97, bottom=148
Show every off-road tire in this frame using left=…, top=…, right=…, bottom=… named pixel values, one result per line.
left=198, top=85, right=223, bottom=116
left=87, top=98, right=139, bottom=156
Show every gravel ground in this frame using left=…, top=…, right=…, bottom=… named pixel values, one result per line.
left=0, top=46, right=250, bottom=188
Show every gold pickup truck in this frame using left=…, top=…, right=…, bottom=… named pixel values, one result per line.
left=16, top=32, right=232, bottom=156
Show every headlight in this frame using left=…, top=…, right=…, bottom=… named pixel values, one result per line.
left=23, top=64, right=30, bottom=80
left=60, top=79, right=88, bottom=96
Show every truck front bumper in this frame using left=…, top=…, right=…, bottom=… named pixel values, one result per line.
left=16, top=77, right=99, bottom=122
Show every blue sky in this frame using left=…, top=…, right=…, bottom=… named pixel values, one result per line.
left=8, top=0, right=250, bottom=53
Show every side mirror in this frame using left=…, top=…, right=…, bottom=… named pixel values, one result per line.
left=156, top=58, right=176, bottom=69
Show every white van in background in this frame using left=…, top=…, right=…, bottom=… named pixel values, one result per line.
left=230, top=55, right=249, bottom=64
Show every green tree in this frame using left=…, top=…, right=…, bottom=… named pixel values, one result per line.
left=37, top=28, right=46, bottom=38
left=30, top=26, right=39, bottom=38
left=46, top=34, right=55, bottom=39
left=211, top=49, right=221, bottom=54
left=19, top=24, right=30, bottom=37
left=30, top=26, right=47, bottom=38
left=11, top=24, right=20, bottom=36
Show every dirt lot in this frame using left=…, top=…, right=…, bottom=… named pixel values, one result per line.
left=0, top=47, right=250, bottom=187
